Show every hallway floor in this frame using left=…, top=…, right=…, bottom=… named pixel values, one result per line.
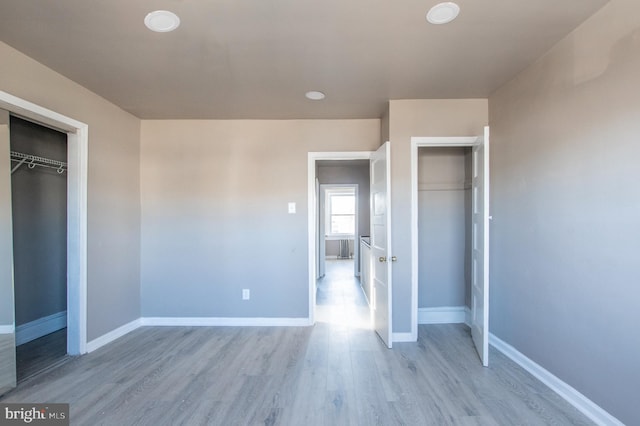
left=316, top=259, right=371, bottom=333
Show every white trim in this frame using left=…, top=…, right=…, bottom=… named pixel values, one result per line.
left=141, top=317, right=312, bottom=327
left=0, top=91, right=88, bottom=356
left=324, top=182, right=357, bottom=227
left=308, top=151, right=373, bottom=327
left=0, top=92, right=85, bottom=132
left=382, top=142, right=393, bottom=348
left=418, top=306, right=468, bottom=324
left=392, top=332, right=414, bottom=343
left=410, top=135, right=482, bottom=348
left=479, top=126, right=490, bottom=366
left=324, top=235, right=355, bottom=241
left=0, top=325, right=15, bottom=334
left=411, top=136, right=480, bottom=147
left=15, top=311, right=66, bottom=345
left=66, top=127, right=88, bottom=355
left=308, top=154, right=316, bottom=324
left=410, top=141, right=419, bottom=342
left=85, top=316, right=311, bottom=353
left=489, top=333, right=624, bottom=426
left=86, top=319, right=141, bottom=353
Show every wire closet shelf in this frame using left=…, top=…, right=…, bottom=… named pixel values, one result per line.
left=10, top=151, right=67, bottom=175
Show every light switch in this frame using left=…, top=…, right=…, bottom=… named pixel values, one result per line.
left=288, top=202, right=296, bottom=214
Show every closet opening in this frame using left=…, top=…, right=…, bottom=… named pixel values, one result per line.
left=10, top=115, right=69, bottom=382
left=411, top=128, right=490, bottom=365
left=417, top=146, right=473, bottom=325
left=1, top=92, right=87, bottom=395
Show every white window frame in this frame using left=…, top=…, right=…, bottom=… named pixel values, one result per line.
left=324, top=185, right=358, bottom=240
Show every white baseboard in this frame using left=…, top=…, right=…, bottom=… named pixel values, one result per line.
left=418, top=306, right=470, bottom=325
left=16, top=311, right=67, bottom=345
left=85, top=317, right=311, bottom=353
left=0, top=324, right=15, bottom=334
left=392, top=332, right=416, bottom=343
left=140, top=317, right=312, bottom=327
left=86, top=319, right=141, bottom=353
left=489, top=333, right=623, bottom=426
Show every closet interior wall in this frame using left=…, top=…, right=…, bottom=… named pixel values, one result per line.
left=10, top=116, right=67, bottom=339
left=418, top=147, right=472, bottom=311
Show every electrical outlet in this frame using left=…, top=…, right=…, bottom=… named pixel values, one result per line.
left=242, top=289, right=250, bottom=300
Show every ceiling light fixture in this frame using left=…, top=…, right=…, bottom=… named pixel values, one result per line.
left=426, top=2, right=460, bottom=25
left=305, top=91, right=326, bottom=101
left=144, top=10, right=181, bottom=33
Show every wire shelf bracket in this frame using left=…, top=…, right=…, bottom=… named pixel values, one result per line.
left=10, top=150, right=67, bottom=175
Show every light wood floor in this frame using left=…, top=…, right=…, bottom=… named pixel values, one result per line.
left=0, top=260, right=592, bottom=425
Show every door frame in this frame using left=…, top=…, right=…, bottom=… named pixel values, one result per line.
left=307, top=151, right=373, bottom=325
left=409, top=134, right=485, bottom=342
left=0, top=91, right=88, bottom=355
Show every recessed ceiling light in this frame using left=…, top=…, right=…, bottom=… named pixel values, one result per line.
left=426, top=2, right=460, bottom=25
left=305, top=91, right=326, bottom=101
left=144, top=10, right=181, bottom=33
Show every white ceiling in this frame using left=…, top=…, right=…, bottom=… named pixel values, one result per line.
left=0, top=0, right=607, bottom=119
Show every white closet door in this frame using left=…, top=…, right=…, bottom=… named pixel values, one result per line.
left=370, top=142, right=393, bottom=348
left=471, top=126, right=490, bottom=366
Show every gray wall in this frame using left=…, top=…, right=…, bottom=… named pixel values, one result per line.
left=417, top=147, right=470, bottom=308
left=140, top=120, right=380, bottom=318
left=488, top=0, right=639, bottom=423
left=324, top=239, right=354, bottom=258
left=380, top=104, right=389, bottom=144
left=317, top=161, right=370, bottom=264
left=10, top=116, right=67, bottom=326
left=1, top=41, right=141, bottom=341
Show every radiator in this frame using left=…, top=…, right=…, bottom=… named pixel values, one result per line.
left=338, top=239, right=351, bottom=259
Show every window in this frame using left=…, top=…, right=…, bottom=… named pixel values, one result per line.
left=326, top=188, right=356, bottom=237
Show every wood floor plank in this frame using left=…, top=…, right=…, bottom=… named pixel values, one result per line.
left=0, top=260, right=595, bottom=425
left=0, top=333, right=16, bottom=395
left=349, top=350, right=394, bottom=426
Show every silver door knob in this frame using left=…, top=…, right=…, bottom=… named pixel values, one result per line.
left=379, top=256, right=387, bottom=262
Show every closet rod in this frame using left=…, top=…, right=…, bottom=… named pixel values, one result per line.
left=10, top=151, right=67, bottom=175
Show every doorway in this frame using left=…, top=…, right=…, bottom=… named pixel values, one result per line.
left=308, top=146, right=393, bottom=347
left=316, top=161, right=369, bottom=328
left=417, top=146, right=472, bottom=324
left=410, top=128, right=490, bottom=365
left=0, top=91, right=88, bottom=396
left=10, top=116, right=69, bottom=381
left=307, top=152, right=372, bottom=326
